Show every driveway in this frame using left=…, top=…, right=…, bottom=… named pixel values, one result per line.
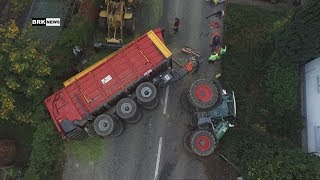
left=63, top=0, right=224, bottom=179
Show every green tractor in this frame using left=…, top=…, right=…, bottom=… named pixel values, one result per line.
left=183, top=79, right=237, bottom=156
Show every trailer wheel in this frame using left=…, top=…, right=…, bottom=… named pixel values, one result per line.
left=188, top=79, right=222, bottom=110
left=111, top=119, right=124, bottom=137
left=136, top=82, right=159, bottom=110
left=116, top=98, right=141, bottom=124
left=93, top=114, right=114, bottom=137
left=190, top=130, right=216, bottom=156
left=183, top=131, right=194, bottom=153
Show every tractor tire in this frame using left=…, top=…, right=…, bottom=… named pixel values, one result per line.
left=136, top=82, right=159, bottom=110
left=190, top=130, right=216, bottom=157
left=211, top=79, right=223, bottom=108
left=188, top=79, right=221, bottom=110
left=124, top=19, right=135, bottom=35
left=183, top=131, right=194, bottom=154
left=116, top=98, right=142, bottom=124
left=98, top=17, right=107, bottom=30
left=93, top=114, right=115, bottom=137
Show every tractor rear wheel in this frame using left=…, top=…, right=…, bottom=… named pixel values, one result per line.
left=116, top=98, right=141, bottom=124
left=188, top=79, right=222, bottom=110
left=190, top=130, right=216, bottom=156
left=124, top=19, right=135, bottom=35
left=94, top=114, right=115, bottom=137
left=136, top=82, right=159, bottom=110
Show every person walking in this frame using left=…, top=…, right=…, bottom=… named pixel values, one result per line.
left=173, top=18, right=180, bottom=34
left=210, top=32, right=221, bottom=48
left=208, top=52, right=220, bottom=64
left=160, top=28, right=165, bottom=39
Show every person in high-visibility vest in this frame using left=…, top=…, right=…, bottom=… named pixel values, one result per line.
left=220, top=46, right=227, bottom=55
left=208, top=53, right=220, bottom=64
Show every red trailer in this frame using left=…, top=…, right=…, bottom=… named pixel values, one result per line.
left=45, top=29, right=172, bottom=140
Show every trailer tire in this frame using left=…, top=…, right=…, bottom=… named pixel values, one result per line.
left=94, top=114, right=115, bottom=137
left=136, top=82, right=159, bottom=110
left=190, top=130, right=216, bottom=156
left=111, top=119, right=124, bottom=137
left=116, top=98, right=141, bottom=123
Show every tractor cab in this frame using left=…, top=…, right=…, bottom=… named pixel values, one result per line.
left=196, top=90, right=236, bottom=126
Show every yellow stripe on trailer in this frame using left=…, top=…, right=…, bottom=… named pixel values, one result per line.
left=147, top=31, right=172, bottom=58
left=63, top=50, right=120, bottom=87
left=64, top=30, right=171, bottom=87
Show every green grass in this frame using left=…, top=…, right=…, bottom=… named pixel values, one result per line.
left=64, top=136, right=106, bottom=163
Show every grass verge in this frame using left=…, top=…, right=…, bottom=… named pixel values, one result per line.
left=64, top=136, right=106, bottom=163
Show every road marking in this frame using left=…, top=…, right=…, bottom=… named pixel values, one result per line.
left=163, top=86, right=170, bottom=114
left=154, top=137, right=163, bottom=180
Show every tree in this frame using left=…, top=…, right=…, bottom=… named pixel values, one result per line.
left=0, top=20, right=51, bottom=124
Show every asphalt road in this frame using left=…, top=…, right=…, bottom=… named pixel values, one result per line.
left=63, top=0, right=224, bottom=179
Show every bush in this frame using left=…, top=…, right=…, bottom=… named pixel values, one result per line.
left=24, top=122, right=63, bottom=180
left=222, top=4, right=304, bottom=139
left=264, top=0, right=320, bottom=137
left=222, top=4, right=286, bottom=128
left=221, top=130, right=320, bottom=179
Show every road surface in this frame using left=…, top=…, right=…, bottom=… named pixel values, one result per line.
left=63, top=0, right=224, bottom=179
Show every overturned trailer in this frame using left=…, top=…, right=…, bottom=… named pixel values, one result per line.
left=45, top=29, right=172, bottom=140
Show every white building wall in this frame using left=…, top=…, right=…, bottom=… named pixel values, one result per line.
left=303, top=57, right=320, bottom=154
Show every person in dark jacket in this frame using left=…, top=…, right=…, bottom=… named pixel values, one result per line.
left=173, top=18, right=180, bottom=34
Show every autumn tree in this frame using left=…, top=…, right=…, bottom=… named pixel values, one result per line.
left=0, top=20, right=51, bottom=124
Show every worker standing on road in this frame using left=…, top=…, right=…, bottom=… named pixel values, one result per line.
left=210, top=32, right=221, bottom=47
left=173, top=18, right=180, bottom=34
left=208, top=52, right=220, bottom=64
left=220, top=46, right=227, bottom=55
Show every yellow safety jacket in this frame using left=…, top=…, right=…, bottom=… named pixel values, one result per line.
left=220, top=46, right=227, bottom=55
left=209, top=53, right=220, bottom=61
